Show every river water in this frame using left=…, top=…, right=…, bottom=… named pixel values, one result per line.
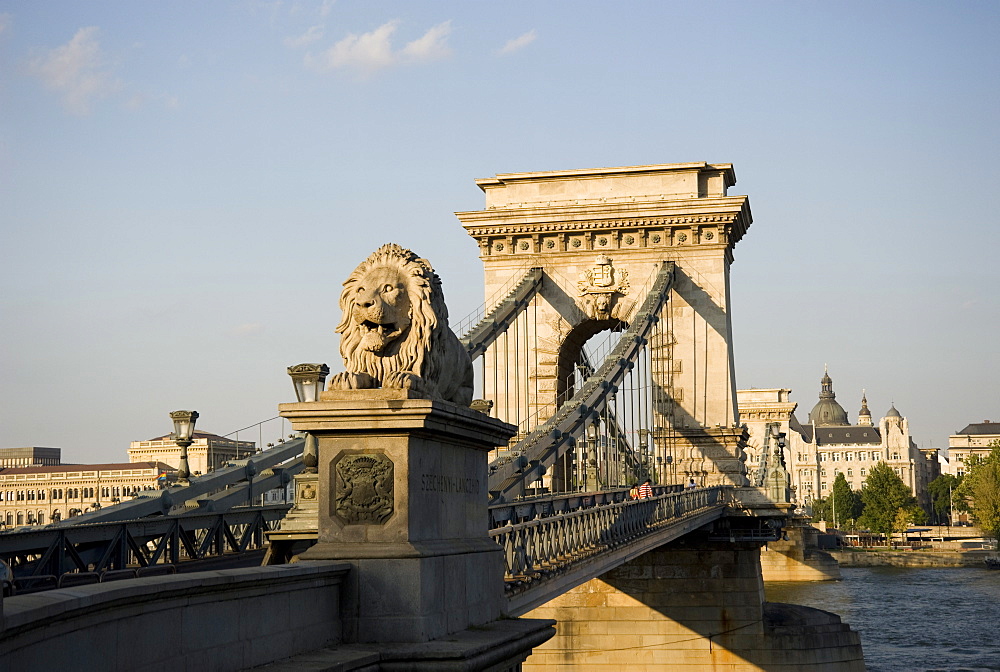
left=765, top=567, right=1000, bottom=672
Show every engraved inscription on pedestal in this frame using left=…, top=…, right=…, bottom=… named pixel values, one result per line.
left=333, top=453, right=394, bottom=525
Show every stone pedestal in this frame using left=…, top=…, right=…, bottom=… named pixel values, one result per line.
left=279, top=391, right=517, bottom=644
left=673, top=426, right=750, bottom=487
left=263, top=471, right=320, bottom=565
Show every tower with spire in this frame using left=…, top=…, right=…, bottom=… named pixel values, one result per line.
left=858, top=391, right=872, bottom=426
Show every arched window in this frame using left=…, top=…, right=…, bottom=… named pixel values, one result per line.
left=5, top=512, right=12, bottom=526
left=36, top=511, right=45, bottom=524
left=52, top=510, right=61, bottom=521
left=16, top=512, right=24, bottom=525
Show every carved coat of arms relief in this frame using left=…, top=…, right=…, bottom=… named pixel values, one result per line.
left=577, top=255, right=629, bottom=320
left=333, top=453, right=394, bottom=525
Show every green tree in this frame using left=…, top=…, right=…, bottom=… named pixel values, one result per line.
left=858, top=461, right=917, bottom=538
left=927, top=473, right=962, bottom=525
left=892, top=508, right=913, bottom=547
left=810, top=495, right=832, bottom=523
left=956, top=442, right=1000, bottom=549
left=830, top=472, right=862, bottom=524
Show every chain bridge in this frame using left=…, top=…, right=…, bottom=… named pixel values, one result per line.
left=0, top=163, right=865, bottom=672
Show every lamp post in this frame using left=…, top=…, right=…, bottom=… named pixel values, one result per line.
left=170, top=410, right=199, bottom=484
left=287, top=364, right=329, bottom=473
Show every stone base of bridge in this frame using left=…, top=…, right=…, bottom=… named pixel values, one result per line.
left=759, top=516, right=842, bottom=582
left=521, top=535, right=865, bottom=671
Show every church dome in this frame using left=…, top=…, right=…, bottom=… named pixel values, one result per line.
left=885, top=405, right=901, bottom=418
left=808, top=369, right=849, bottom=426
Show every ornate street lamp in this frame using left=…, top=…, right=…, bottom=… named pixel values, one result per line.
left=287, top=363, right=330, bottom=403
left=287, top=364, right=329, bottom=473
left=170, top=410, right=199, bottom=484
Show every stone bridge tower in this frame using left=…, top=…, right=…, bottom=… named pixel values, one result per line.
left=456, top=163, right=752, bottom=486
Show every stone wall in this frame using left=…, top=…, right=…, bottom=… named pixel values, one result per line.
left=830, top=549, right=997, bottom=568
left=0, top=562, right=349, bottom=672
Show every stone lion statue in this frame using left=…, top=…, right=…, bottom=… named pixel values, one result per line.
left=328, top=243, right=474, bottom=406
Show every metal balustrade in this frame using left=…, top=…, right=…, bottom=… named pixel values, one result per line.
left=1, top=504, right=289, bottom=589
left=489, top=485, right=728, bottom=598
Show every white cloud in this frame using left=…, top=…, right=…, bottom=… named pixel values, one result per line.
left=499, top=29, right=537, bottom=55
left=285, top=24, right=325, bottom=48
left=306, top=19, right=452, bottom=76
left=401, top=21, right=452, bottom=62
left=319, top=0, right=336, bottom=18
left=307, top=20, right=398, bottom=75
left=29, top=26, right=122, bottom=115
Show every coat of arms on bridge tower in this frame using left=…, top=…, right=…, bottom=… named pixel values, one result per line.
left=577, top=255, right=629, bottom=320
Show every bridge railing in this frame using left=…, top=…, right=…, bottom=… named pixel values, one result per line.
left=1, top=504, right=290, bottom=591
left=489, top=485, right=727, bottom=592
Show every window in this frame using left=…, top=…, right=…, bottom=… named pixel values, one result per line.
left=821, top=469, right=828, bottom=477
left=819, top=453, right=827, bottom=462
left=892, top=453, right=900, bottom=460
left=871, top=452, right=880, bottom=461
left=821, top=482, right=828, bottom=491
left=832, top=453, right=840, bottom=462
left=845, top=452, right=853, bottom=461
left=861, top=468, right=867, bottom=477
left=847, top=469, right=854, bottom=477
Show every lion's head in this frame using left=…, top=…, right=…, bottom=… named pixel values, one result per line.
left=334, top=243, right=472, bottom=405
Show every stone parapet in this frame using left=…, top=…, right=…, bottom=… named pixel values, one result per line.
left=0, top=563, right=350, bottom=672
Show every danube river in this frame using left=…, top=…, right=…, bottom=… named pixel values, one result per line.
left=765, top=567, right=1000, bottom=672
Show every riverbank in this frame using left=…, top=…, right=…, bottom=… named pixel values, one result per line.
left=829, top=548, right=998, bottom=567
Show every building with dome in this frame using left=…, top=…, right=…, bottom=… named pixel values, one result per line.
left=738, top=369, right=938, bottom=515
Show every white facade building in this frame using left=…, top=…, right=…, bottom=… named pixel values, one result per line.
left=738, top=370, right=937, bottom=512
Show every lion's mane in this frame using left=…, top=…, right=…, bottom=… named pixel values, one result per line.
left=335, top=243, right=473, bottom=405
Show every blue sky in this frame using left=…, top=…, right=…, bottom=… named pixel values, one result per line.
left=1, top=1, right=998, bottom=463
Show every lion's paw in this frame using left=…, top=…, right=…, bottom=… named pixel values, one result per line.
left=329, top=372, right=378, bottom=390
left=382, top=370, right=426, bottom=394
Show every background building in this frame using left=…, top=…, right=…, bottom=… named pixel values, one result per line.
left=0, top=447, right=61, bottom=468
left=128, top=431, right=256, bottom=475
left=945, top=420, right=1000, bottom=477
left=0, top=461, right=175, bottom=527
left=738, top=370, right=937, bottom=514
left=0, top=429, right=259, bottom=529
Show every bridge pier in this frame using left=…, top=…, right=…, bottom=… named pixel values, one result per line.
left=522, top=534, right=864, bottom=671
